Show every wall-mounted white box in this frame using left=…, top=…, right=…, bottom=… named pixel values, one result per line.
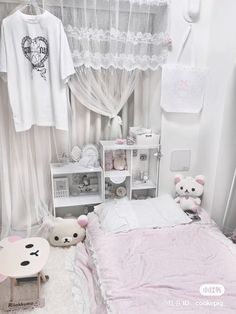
left=170, top=150, right=191, bottom=172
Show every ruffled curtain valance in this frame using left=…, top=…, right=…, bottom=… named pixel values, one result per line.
left=44, top=0, right=170, bottom=70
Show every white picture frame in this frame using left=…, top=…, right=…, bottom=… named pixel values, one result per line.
left=53, top=177, right=69, bottom=198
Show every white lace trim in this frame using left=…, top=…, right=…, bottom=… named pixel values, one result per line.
left=65, top=247, right=92, bottom=314
left=65, top=26, right=169, bottom=47
left=72, top=50, right=168, bottom=70
left=85, top=236, right=113, bottom=314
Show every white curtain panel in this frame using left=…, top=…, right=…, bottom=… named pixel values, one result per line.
left=0, top=80, right=69, bottom=237
left=69, top=66, right=138, bottom=138
left=53, top=0, right=170, bottom=70
left=134, top=68, right=162, bottom=132
left=0, top=76, right=135, bottom=238
left=0, top=0, right=165, bottom=237
left=70, top=94, right=134, bottom=147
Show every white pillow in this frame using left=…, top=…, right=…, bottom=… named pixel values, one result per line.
left=94, top=198, right=131, bottom=232
left=95, top=194, right=191, bottom=233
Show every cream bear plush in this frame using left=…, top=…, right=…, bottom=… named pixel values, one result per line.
left=174, top=174, right=205, bottom=213
left=48, top=215, right=88, bottom=247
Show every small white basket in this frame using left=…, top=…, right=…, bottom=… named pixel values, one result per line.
left=136, top=133, right=160, bottom=146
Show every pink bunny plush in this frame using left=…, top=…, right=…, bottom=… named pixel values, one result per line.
left=174, top=174, right=205, bottom=213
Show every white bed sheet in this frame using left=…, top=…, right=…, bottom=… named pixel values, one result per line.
left=94, top=194, right=191, bottom=233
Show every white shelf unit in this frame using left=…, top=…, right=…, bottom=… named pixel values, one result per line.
left=50, top=163, right=103, bottom=217
left=100, top=140, right=160, bottom=200
left=104, top=170, right=130, bottom=178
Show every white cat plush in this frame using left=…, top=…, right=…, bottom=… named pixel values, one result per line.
left=174, top=174, right=205, bottom=213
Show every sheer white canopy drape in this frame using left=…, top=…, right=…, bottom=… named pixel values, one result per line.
left=69, top=67, right=138, bottom=138
left=0, top=0, right=169, bottom=237
left=0, top=81, right=69, bottom=236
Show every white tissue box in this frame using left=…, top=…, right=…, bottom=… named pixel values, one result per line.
left=129, top=127, right=152, bottom=136
left=136, top=133, right=160, bottom=146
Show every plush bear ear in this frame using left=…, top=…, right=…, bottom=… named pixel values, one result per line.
left=42, top=215, right=55, bottom=230
left=195, top=175, right=205, bottom=185
left=0, top=237, right=21, bottom=283
left=7, top=235, right=22, bottom=243
left=55, top=217, right=64, bottom=223
left=0, top=273, right=7, bottom=283
left=0, top=235, right=22, bottom=248
left=78, top=215, right=88, bottom=227
left=174, top=174, right=183, bottom=185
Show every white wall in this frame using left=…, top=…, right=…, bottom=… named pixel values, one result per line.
left=159, top=0, right=236, bottom=231
left=199, top=1, right=236, bottom=228
left=212, top=66, right=236, bottom=230
left=134, top=69, right=162, bottom=134
left=159, top=0, right=212, bottom=194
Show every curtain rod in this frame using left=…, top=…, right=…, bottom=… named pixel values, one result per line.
left=0, top=0, right=166, bottom=15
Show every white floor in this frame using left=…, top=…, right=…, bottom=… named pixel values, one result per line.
left=0, top=246, right=78, bottom=314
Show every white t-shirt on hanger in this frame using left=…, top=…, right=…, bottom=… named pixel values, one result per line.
left=0, top=10, right=75, bottom=132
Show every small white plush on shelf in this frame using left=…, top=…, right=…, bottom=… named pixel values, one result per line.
left=48, top=215, right=88, bottom=247
left=174, top=174, right=205, bottom=213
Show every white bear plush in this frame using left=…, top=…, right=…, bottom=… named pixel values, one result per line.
left=174, top=174, right=205, bottom=213
left=48, top=215, right=88, bottom=247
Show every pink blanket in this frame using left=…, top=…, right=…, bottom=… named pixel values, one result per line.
left=75, top=211, right=236, bottom=314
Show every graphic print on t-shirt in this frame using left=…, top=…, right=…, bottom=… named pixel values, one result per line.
left=21, top=36, right=49, bottom=80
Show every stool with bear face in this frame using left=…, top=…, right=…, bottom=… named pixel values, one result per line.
left=0, top=236, right=50, bottom=310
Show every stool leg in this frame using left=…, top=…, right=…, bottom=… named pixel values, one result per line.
left=10, top=278, right=15, bottom=302
left=37, top=272, right=41, bottom=299
left=40, top=271, right=47, bottom=283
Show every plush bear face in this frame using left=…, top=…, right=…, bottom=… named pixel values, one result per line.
left=48, top=218, right=86, bottom=247
left=0, top=236, right=49, bottom=281
left=175, top=175, right=205, bottom=197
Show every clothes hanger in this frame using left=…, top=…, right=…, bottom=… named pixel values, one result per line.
left=183, top=0, right=201, bottom=23
left=19, top=0, right=44, bottom=15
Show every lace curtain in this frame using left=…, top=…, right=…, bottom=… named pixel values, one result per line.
left=43, top=0, right=170, bottom=70
left=46, top=0, right=169, bottom=135
left=69, top=66, right=138, bottom=138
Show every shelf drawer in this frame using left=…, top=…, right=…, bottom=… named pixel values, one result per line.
left=54, top=194, right=102, bottom=208
left=132, top=188, right=157, bottom=200
left=105, top=170, right=130, bottom=178
left=132, top=180, right=156, bottom=190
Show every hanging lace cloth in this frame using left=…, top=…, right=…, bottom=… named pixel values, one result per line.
left=44, top=0, right=170, bottom=70
left=69, top=66, right=138, bottom=139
